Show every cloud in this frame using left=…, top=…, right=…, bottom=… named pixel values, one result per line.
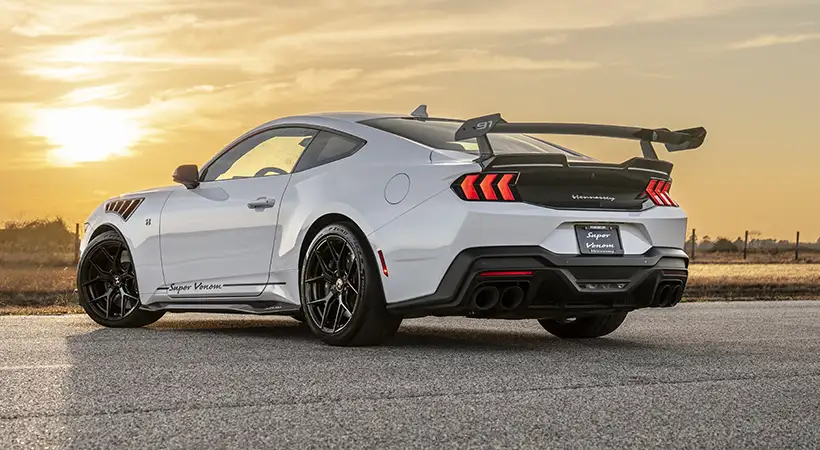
left=0, top=0, right=809, bottom=166
left=537, top=35, right=569, bottom=45
left=365, top=52, right=600, bottom=86
left=61, top=84, right=130, bottom=104
left=726, top=32, right=820, bottom=50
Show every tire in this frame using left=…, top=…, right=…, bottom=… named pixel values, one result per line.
left=538, top=312, right=628, bottom=339
left=291, top=309, right=306, bottom=323
left=300, top=222, right=402, bottom=346
left=77, top=230, right=164, bottom=328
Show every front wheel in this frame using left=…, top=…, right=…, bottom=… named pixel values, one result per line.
left=538, top=312, right=628, bottom=339
left=300, top=222, right=401, bottom=346
left=77, top=231, right=164, bottom=328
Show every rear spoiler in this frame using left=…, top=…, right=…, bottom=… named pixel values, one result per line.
left=454, top=113, right=707, bottom=160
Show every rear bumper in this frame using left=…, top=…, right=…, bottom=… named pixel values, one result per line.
left=386, top=246, right=688, bottom=319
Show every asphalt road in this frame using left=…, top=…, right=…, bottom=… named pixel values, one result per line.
left=2, top=302, right=819, bottom=449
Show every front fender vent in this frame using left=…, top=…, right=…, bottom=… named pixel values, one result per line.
left=105, top=198, right=144, bottom=221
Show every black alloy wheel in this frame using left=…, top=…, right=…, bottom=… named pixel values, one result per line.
left=301, top=223, right=401, bottom=346
left=303, top=234, right=360, bottom=333
left=77, top=231, right=164, bottom=327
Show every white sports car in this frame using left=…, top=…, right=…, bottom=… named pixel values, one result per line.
left=77, top=105, right=706, bottom=346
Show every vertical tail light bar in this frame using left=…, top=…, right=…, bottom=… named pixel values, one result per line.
left=452, top=172, right=519, bottom=201
left=644, top=179, right=678, bottom=207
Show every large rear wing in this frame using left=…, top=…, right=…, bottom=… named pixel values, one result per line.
left=454, top=113, right=707, bottom=160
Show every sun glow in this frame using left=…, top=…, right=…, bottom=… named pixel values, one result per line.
left=31, top=107, right=143, bottom=165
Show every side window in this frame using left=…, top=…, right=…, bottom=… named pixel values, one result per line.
left=292, top=131, right=363, bottom=172
left=202, top=127, right=317, bottom=182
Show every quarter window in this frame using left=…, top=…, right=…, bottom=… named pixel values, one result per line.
left=293, top=131, right=363, bottom=172
left=202, top=127, right=317, bottom=182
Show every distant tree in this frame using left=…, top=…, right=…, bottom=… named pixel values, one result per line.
left=712, top=237, right=738, bottom=253
left=0, top=217, right=72, bottom=246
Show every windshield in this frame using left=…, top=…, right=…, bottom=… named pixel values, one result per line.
left=362, top=118, right=591, bottom=160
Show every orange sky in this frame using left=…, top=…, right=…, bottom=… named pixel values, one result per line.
left=1, top=0, right=819, bottom=240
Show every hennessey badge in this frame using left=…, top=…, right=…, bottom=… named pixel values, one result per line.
left=572, top=194, right=616, bottom=202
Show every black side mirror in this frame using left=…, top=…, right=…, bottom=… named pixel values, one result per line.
left=173, top=164, right=200, bottom=189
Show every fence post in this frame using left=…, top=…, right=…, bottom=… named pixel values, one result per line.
left=796, top=231, right=800, bottom=261
left=74, top=223, right=80, bottom=265
left=743, top=230, right=748, bottom=260
left=690, top=229, right=696, bottom=261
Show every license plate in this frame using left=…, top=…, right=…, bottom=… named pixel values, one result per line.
left=575, top=224, right=623, bottom=256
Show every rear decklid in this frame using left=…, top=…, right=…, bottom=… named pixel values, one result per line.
left=474, top=154, right=675, bottom=210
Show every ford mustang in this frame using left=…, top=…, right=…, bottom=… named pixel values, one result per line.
left=77, top=105, right=706, bottom=346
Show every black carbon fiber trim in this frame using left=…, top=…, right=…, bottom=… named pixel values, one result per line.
left=104, top=198, right=144, bottom=221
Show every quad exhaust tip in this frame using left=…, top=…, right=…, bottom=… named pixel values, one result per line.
left=469, top=286, right=500, bottom=311
left=654, top=282, right=684, bottom=307
left=658, top=285, right=673, bottom=307
left=498, top=286, right=525, bottom=310
left=670, top=285, right=683, bottom=306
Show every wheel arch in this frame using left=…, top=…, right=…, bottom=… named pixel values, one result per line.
left=297, top=213, right=388, bottom=302
left=88, top=222, right=125, bottom=242
left=299, top=213, right=373, bottom=271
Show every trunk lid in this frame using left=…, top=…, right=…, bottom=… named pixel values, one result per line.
left=483, top=154, right=673, bottom=211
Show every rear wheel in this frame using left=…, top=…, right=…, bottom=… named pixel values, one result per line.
left=77, top=231, right=164, bottom=328
left=300, top=223, right=401, bottom=346
left=538, top=312, right=628, bottom=339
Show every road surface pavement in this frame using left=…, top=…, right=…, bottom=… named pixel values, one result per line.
left=1, top=301, right=819, bottom=449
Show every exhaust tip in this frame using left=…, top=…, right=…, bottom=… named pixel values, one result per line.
left=470, top=286, right=500, bottom=311
left=499, top=286, right=525, bottom=310
left=658, top=285, right=673, bottom=307
left=670, top=285, right=683, bottom=306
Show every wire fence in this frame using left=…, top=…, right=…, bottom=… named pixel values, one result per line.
left=686, top=229, right=819, bottom=263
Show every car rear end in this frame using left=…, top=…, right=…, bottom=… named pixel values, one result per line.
left=363, top=116, right=700, bottom=320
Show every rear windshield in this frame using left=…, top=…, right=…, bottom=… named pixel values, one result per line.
left=362, top=118, right=590, bottom=160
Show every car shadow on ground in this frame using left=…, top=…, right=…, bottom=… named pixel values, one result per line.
left=132, top=315, right=662, bottom=352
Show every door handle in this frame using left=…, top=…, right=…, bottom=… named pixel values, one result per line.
left=247, top=197, right=276, bottom=209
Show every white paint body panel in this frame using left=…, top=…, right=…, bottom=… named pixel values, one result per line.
left=368, top=189, right=686, bottom=304
left=79, top=112, right=690, bottom=311
left=159, top=175, right=289, bottom=298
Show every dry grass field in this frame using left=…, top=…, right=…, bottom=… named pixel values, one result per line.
left=1, top=219, right=818, bottom=313
left=2, top=256, right=819, bottom=313
left=686, top=264, right=820, bottom=300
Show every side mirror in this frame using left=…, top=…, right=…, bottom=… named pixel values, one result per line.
left=172, top=164, right=200, bottom=189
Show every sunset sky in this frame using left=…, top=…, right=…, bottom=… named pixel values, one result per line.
left=1, top=0, right=819, bottom=240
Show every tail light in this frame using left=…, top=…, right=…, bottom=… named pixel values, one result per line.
left=644, top=179, right=678, bottom=207
left=452, top=172, right=519, bottom=201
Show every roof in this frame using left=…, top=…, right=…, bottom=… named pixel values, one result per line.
left=307, top=112, right=408, bottom=122
left=244, top=110, right=463, bottom=137
left=278, top=111, right=461, bottom=124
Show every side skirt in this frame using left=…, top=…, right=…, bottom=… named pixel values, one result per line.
left=141, top=300, right=300, bottom=315
left=140, top=283, right=301, bottom=315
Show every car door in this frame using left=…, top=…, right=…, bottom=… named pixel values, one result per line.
left=159, top=126, right=317, bottom=299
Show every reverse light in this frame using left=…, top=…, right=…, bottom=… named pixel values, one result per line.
left=453, top=172, right=519, bottom=201
left=644, top=179, right=678, bottom=207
